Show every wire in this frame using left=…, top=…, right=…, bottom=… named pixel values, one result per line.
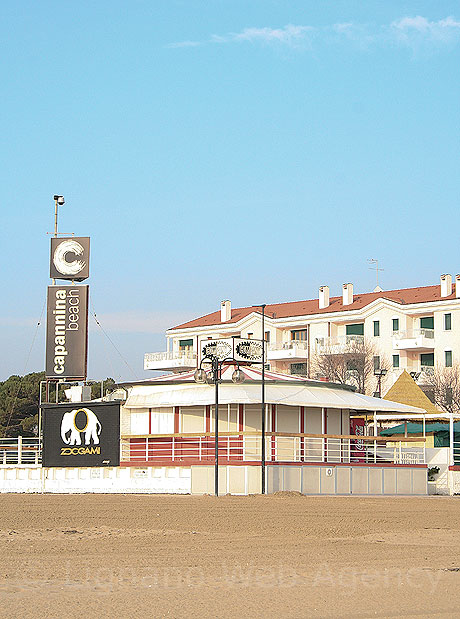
left=90, top=305, right=138, bottom=381
left=3, top=297, right=47, bottom=434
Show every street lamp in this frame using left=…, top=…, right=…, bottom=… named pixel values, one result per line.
left=53, top=195, right=65, bottom=237
left=52, top=195, right=65, bottom=286
left=194, top=355, right=245, bottom=496
left=374, top=368, right=388, bottom=398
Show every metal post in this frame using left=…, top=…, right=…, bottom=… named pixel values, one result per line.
left=214, top=358, right=219, bottom=496
left=449, top=413, right=454, bottom=466
left=52, top=197, right=58, bottom=285
left=261, top=304, right=266, bottom=494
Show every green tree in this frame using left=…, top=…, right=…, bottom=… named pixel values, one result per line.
left=0, top=373, right=116, bottom=438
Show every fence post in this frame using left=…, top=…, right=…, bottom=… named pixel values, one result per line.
left=18, top=436, right=22, bottom=465
left=373, top=438, right=377, bottom=464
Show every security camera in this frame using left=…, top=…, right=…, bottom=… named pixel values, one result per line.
left=53, top=195, right=65, bottom=205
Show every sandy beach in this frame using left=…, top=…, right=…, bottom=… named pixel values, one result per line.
left=1, top=493, right=459, bottom=618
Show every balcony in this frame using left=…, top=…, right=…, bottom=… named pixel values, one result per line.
left=144, top=351, right=197, bottom=371
left=314, top=335, right=364, bottom=355
left=393, top=329, right=435, bottom=352
left=267, top=341, right=308, bottom=361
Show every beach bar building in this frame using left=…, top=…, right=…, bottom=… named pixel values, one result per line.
left=117, top=366, right=429, bottom=495
left=0, top=367, right=439, bottom=495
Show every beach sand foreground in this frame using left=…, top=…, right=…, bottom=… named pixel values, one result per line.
left=0, top=494, right=459, bottom=618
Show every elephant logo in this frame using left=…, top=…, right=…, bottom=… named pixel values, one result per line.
left=61, top=408, right=102, bottom=446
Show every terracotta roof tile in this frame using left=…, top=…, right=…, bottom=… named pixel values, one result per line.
left=170, top=284, right=456, bottom=331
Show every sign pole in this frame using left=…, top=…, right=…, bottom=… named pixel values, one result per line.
left=214, top=357, right=219, bottom=497
left=261, top=304, right=266, bottom=494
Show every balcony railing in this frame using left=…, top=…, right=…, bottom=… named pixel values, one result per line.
left=121, top=432, right=425, bottom=466
left=144, top=350, right=197, bottom=370
left=267, top=341, right=308, bottom=360
left=0, top=437, right=41, bottom=465
left=315, top=335, right=364, bottom=355
left=393, top=329, right=435, bottom=352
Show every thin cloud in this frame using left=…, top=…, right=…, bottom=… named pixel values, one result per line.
left=169, top=17, right=460, bottom=51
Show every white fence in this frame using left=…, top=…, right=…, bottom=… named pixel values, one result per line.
left=0, top=437, right=41, bottom=465
left=122, top=433, right=425, bottom=466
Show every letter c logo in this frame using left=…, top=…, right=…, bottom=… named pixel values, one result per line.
left=53, top=239, right=86, bottom=276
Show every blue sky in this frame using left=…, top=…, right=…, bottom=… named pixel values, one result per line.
left=1, top=1, right=459, bottom=381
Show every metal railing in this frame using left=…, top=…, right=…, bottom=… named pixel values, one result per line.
left=0, top=437, right=41, bottom=465
left=144, top=351, right=197, bottom=363
left=452, top=441, right=460, bottom=465
left=121, top=432, right=425, bottom=466
left=314, top=335, right=364, bottom=354
left=268, top=341, right=308, bottom=351
left=393, top=329, right=434, bottom=340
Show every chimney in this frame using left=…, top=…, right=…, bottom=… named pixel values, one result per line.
left=342, top=283, right=353, bottom=306
left=319, top=285, right=330, bottom=309
left=221, top=300, right=231, bottom=322
left=455, top=274, right=460, bottom=298
left=440, top=274, right=452, bottom=298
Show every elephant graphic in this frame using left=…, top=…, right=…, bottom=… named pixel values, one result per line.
left=61, top=408, right=102, bottom=446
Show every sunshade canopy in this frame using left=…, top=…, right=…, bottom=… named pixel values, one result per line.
left=122, top=366, right=427, bottom=414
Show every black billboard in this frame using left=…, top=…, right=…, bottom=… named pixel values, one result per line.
left=45, top=285, right=89, bottom=379
left=42, top=402, right=120, bottom=467
left=50, top=237, right=90, bottom=281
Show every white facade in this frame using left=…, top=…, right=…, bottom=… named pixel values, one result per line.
left=145, top=275, right=460, bottom=395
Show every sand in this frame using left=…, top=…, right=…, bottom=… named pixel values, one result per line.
left=0, top=494, right=460, bottom=618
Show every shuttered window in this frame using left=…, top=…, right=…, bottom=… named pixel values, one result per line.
left=444, top=314, right=452, bottom=331
left=420, top=317, right=434, bottom=330
left=346, top=324, right=364, bottom=336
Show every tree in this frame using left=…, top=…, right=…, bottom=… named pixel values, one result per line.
left=0, top=373, right=116, bottom=437
left=311, top=337, right=390, bottom=395
left=424, top=364, right=460, bottom=414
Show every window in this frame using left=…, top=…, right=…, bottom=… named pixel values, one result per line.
left=393, top=354, right=400, bottom=368
left=291, top=329, right=307, bottom=341
left=420, top=316, right=434, bottom=330
left=373, top=321, right=380, bottom=337
left=420, top=353, right=434, bottom=367
left=444, top=313, right=452, bottom=331
left=392, top=318, right=399, bottom=332
left=346, top=323, right=364, bottom=336
left=373, top=356, right=380, bottom=371
left=264, top=331, right=270, bottom=343
left=445, top=351, right=453, bottom=367
left=290, top=363, right=307, bottom=376
left=247, top=332, right=253, bottom=339
left=179, top=339, right=193, bottom=349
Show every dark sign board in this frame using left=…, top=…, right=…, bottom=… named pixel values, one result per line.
left=42, top=402, right=120, bottom=467
left=45, top=285, right=89, bottom=380
left=50, top=237, right=90, bottom=281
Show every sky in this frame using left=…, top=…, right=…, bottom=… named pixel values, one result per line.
left=0, top=1, right=459, bottom=382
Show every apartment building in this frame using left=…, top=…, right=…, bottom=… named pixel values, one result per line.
left=144, top=274, right=460, bottom=394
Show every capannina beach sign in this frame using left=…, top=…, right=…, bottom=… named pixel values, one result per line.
left=45, top=285, right=89, bottom=379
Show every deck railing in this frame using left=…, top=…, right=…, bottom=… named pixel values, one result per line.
left=121, top=432, right=425, bottom=466
left=0, top=437, right=41, bottom=465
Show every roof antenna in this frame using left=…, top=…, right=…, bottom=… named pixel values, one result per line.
left=368, top=258, right=384, bottom=292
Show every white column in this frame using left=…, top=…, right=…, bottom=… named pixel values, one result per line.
left=321, top=407, right=325, bottom=462
left=422, top=414, right=426, bottom=464
left=450, top=414, right=454, bottom=466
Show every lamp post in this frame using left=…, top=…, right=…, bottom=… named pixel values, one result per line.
left=194, top=356, right=245, bottom=496
left=52, top=195, right=65, bottom=285
left=374, top=368, right=388, bottom=398
left=260, top=304, right=266, bottom=494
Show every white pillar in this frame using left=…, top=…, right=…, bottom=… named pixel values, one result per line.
left=450, top=414, right=455, bottom=466
left=321, top=407, right=325, bottom=462
left=422, top=414, right=426, bottom=464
